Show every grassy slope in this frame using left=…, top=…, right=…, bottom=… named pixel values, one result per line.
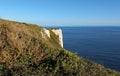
left=0, top=19, right=120, bottom=76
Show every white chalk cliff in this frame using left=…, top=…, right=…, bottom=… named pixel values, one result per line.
left=43, top=28, right=63, bottom=48
left=43, top=28, right=50, bottom=38
left=51, top=29, right=63, bottom=48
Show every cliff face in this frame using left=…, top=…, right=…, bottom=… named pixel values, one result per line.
left=51, top=29, right=63, bottom=48
left=43, top=28, right=63, bottom=48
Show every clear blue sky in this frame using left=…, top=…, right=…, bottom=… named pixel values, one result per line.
left=0, top=0, right=120, bottom=26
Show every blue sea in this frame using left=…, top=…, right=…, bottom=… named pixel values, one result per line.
left=61, top=26, right=120, bottom=71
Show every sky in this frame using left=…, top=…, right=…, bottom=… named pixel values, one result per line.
left=0, top=0, right=120, bottom=26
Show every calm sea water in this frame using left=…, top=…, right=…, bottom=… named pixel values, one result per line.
left=61, top=26, right=120, bottom=71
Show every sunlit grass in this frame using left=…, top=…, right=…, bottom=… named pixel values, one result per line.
left=0, top=19, right=120, bottom=76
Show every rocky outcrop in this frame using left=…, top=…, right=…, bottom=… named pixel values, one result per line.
left=43, top=28, right=50, bottom=38
left=51, top=29, right=63, bottom=48
left=43, top=28, right=63, bottom=48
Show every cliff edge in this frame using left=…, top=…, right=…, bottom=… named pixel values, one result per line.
left=0, top=19, right=120, bottom=76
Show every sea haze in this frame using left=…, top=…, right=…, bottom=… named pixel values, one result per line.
left=61, top=26, right=120, bottom=71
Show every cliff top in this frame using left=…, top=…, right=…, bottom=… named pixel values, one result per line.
left=0, top=19, right=120, bottom=76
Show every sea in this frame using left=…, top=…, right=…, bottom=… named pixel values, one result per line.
left=60, top=26, right=120, bottom=71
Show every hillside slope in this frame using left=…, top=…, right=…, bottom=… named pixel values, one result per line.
left=0, top=19, right=120, bottom=76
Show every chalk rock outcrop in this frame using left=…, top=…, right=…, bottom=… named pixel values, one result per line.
left=51, top=29, right=63, bottom=48
left=43, top=28, right=50, bottom=38
left=43, top=28, right=63, bottom=48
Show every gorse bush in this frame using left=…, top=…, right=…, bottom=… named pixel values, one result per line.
left=0, top=19, right=120, bottom=76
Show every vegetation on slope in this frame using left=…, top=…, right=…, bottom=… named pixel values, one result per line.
left=0, top=19, right=120, bottom=76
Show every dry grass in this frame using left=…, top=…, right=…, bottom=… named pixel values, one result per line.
left=0, top=19, right=120, bottom=76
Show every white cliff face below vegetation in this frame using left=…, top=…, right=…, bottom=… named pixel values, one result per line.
left=43, top=28, right=50, bottom=38
left=43, top=28, right=63, bottom=48
left=51, top=29, right=63, bottom=48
